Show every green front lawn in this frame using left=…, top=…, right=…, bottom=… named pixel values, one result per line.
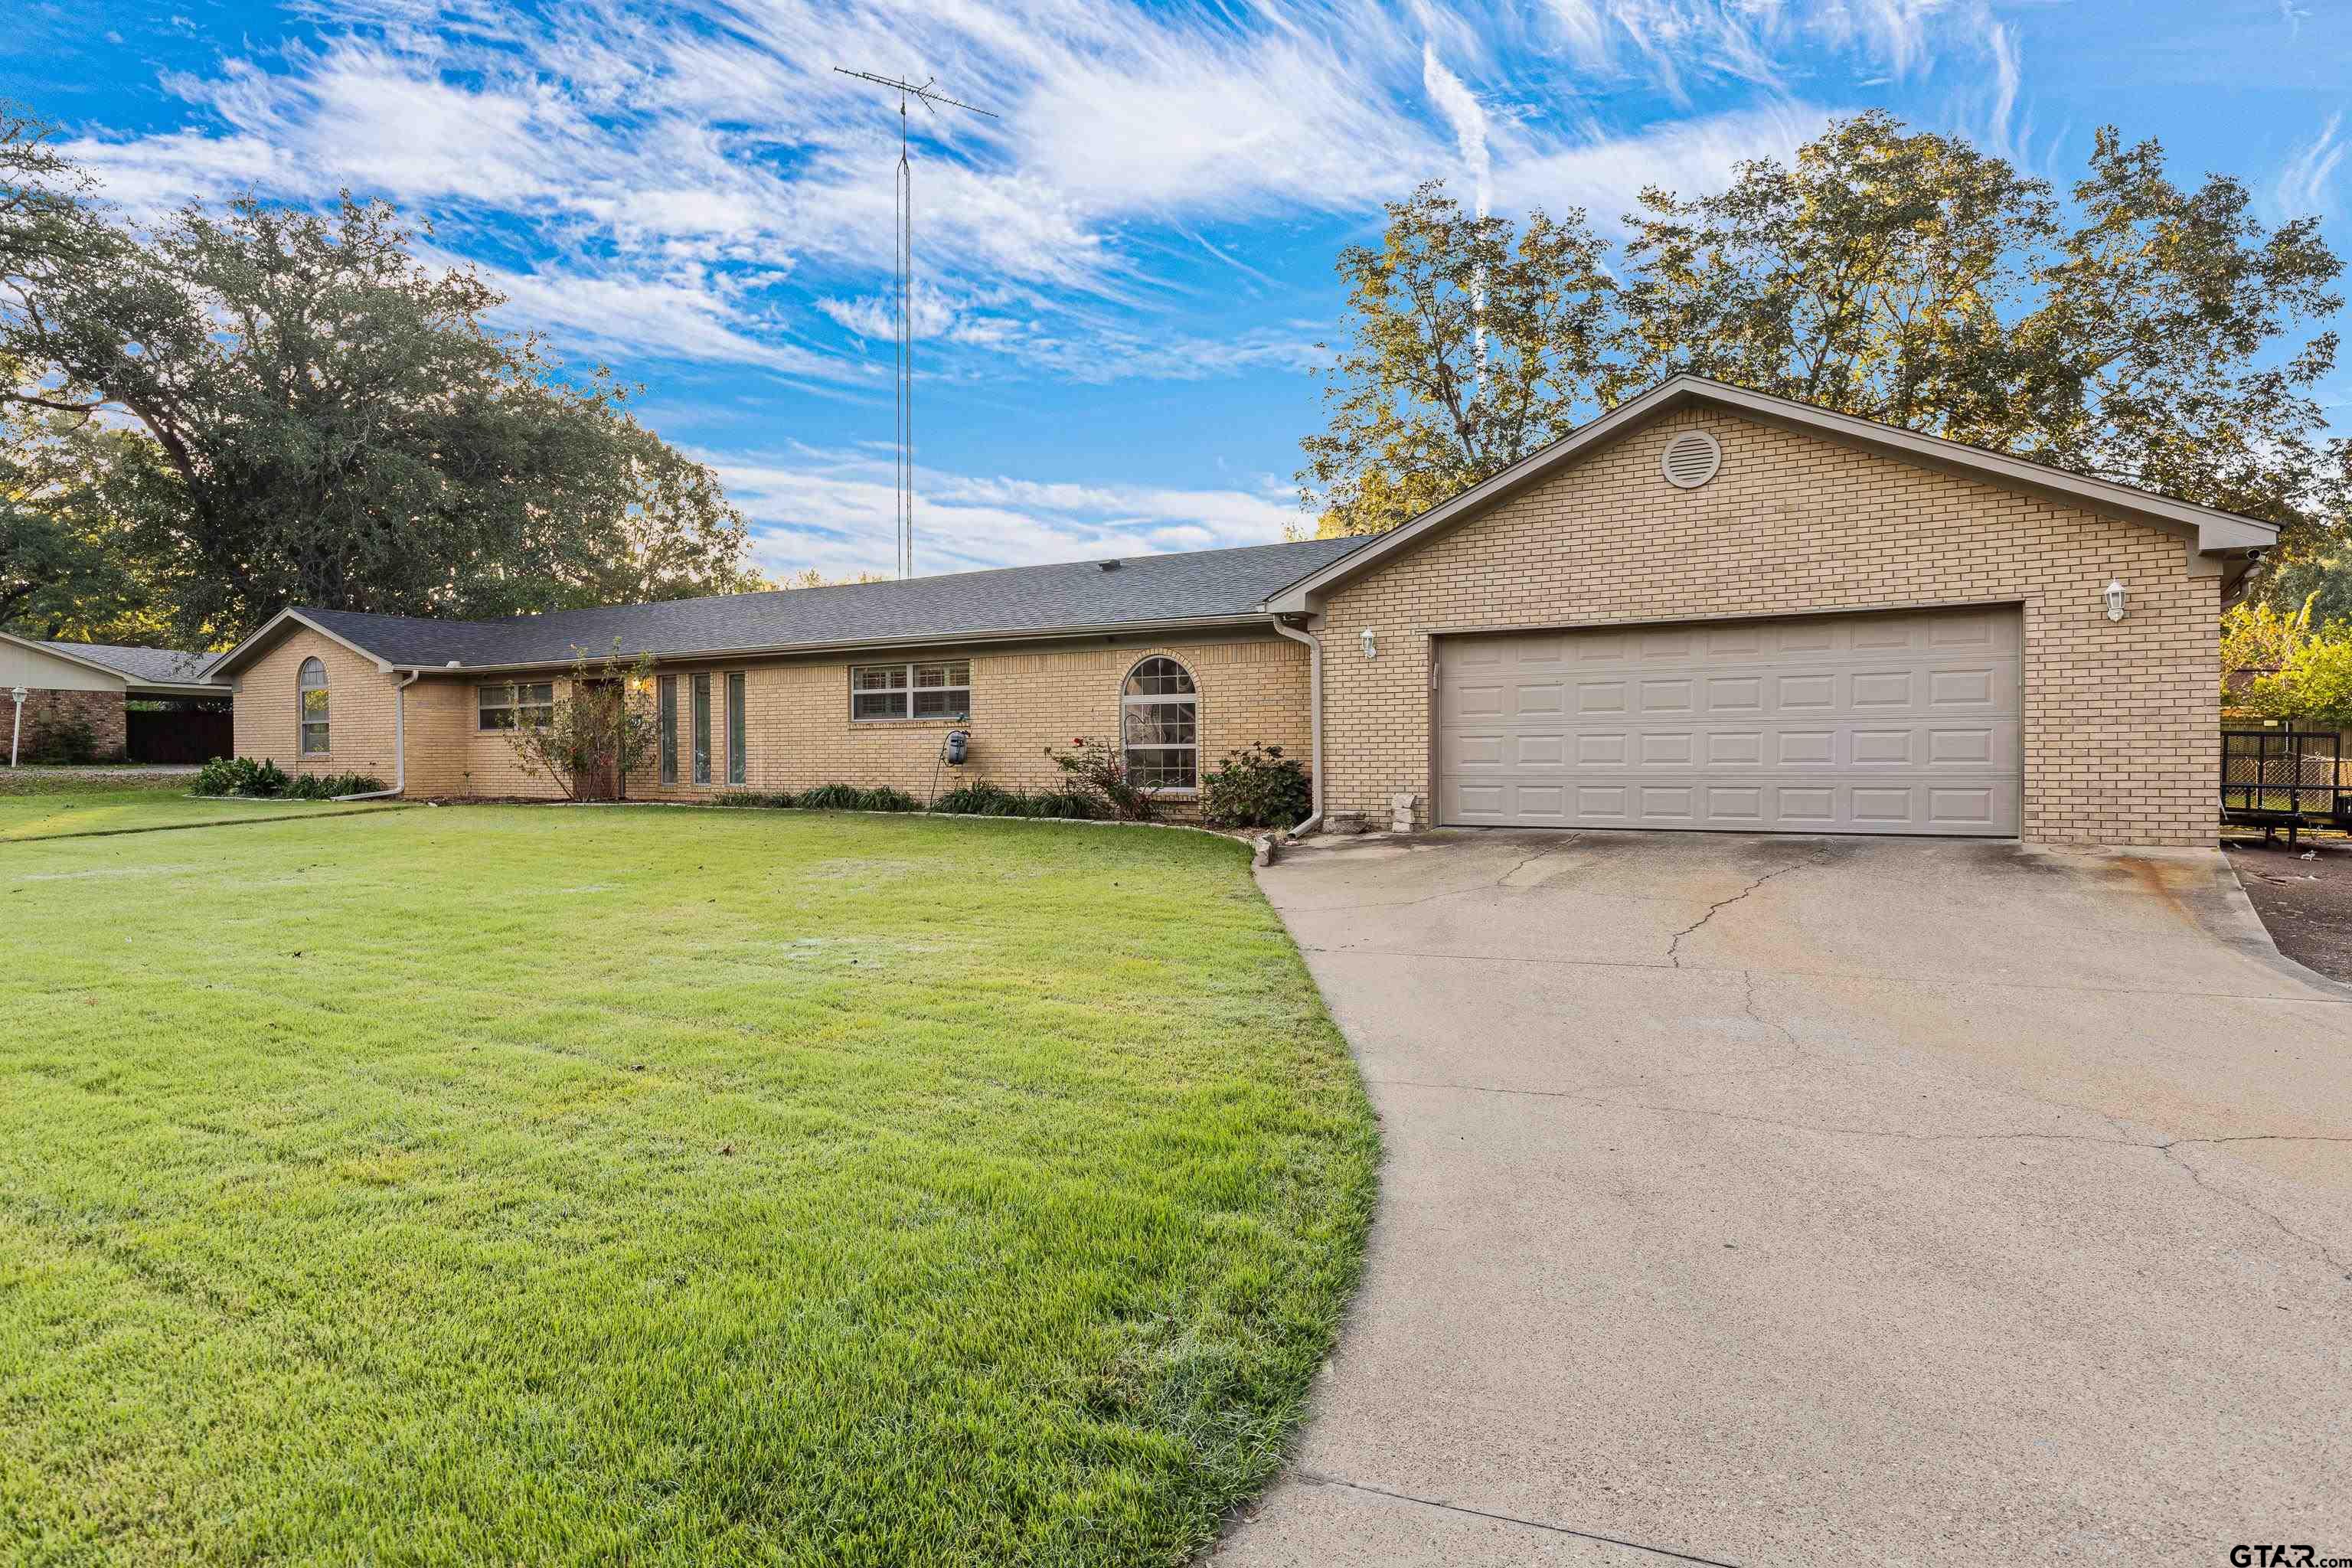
left=0, top=807, right=1377, bottom=1566
left=0, top=779, right=405, bottom=841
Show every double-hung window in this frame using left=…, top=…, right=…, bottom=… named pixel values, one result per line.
left=476, top=681, right=555, bottom=730
left=658, top=675, right=678, bottom=786
left=1122, top=657, right=1198, bottom=791
left=727, top=671, right=746, bottom=786
left=691, top=673, right=712, bottom=786
left=851, top=660, right=970, bottom=721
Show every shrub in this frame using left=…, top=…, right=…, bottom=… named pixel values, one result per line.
left=1012, top=788, right=1102, bottom=819
left=1201, top=743, right=1312, bottom=828
left=1044, top=737, right=1161, bottom=821
left=501, top=642, right=660, bottom=802
left=713, top=790, right=797, bottom=808
left=930, top=782, right=1106, bottom=819
left=283, top=772, right=387, bottom=800
left=933, top=782, right=1019, bottom=815
left=856, top=786, right=918, bottom=812
left=193, top=757, right=244, bottom=796
left=798, top=782, right=867, bottom=811
left=192, top=758, right=381, bottom=799
left=194, top=756, right=292, bottom=797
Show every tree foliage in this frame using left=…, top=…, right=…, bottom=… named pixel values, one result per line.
left=2252, top=552, right=2352, bottom=631
left=2223, top=596, right=2352, bottom=729
left=2, top=107, right=759, bottom=647
left=1298, top=182, right=1619, bottom=536
left=1302, top=111, right=2347, bottom=558
left=1, top=380, right=171, bottom=639
left=504, top=644, right=661, bottom=802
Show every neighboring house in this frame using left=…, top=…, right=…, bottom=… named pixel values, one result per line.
left=202, top=377, right=2276, bottom=846
left=0, top=634, right=227, bottom=763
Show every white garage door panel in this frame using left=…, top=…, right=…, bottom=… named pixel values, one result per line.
left=1438, top=608, right=2022, bottom=836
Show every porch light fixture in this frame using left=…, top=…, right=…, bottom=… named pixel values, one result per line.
left=2103, top=579, right=2127, bottom=622
left=1360, top=628, right=1378, bottom=659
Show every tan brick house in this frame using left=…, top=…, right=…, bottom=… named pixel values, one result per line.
left=205, top=378, right=2275, bottom=846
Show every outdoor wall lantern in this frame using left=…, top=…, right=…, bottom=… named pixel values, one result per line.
left=1360, top=628, right=1378, bottom=659
left=2103, top=579, right=2127, bottom=622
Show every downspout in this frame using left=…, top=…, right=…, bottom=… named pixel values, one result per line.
left=335, top=670, right=420, bottom=801
left=1269, top=616, right=1323, bottom=837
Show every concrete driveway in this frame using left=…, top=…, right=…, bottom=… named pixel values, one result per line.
left=1216, top=831, right=2352, bottom=1567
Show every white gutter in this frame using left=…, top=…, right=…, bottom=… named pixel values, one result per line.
left=1269, top=617, right=1323, bottom=837
left=335, top=670, right=421, bottom=801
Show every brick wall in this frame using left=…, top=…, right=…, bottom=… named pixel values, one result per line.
left=229, top=633, right=399, bottom=780
left=234, top=627, right=1311, bottom=808
left=1316, top=407, right=2221, bottom=846
left=14, top=688, right=127, bottom=763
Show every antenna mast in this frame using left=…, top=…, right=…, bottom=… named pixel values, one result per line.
left=833, top=67, right=998, bottom=580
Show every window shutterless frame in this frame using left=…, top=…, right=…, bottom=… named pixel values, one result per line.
left=691, top=673, right=712, bottom=786
left=850, top=660, right=971, bottom=722
left=296, top=657, right=330, bottom=755
left=476, top=681, right=555, bottom=731
left=727, top=671, right=746, bottom=786
left=1122, top=656, right=1197, bottom=791
left=658, top=675, right=678, bottom=785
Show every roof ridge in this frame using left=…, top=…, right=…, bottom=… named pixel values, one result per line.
left=296, top=535, right=1364, bottom=632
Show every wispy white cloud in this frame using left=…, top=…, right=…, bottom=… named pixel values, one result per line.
left=1497, top=103, right=1830, bottom=224
left=57, top=0, right=1970, bottom=383
left=465, top=259, right=848, bottom=380
left=711, top=444, right=1297, bottom=580
left=2275, top=111, right=2345, bottom=221
left=1421, top=43, right=1491, bottom=215
left=1983, top=20, right=2024, bottom=164
left=1538, top=0, right=1946, bottom=101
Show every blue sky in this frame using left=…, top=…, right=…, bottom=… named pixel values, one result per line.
left=8, top=0, right=2349, bottom=580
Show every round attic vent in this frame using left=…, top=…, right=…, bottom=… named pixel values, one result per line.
left=1661, top=430, right=1722, bottom=489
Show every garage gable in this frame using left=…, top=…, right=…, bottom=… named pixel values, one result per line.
left=1265, top=375, right=2275, bottom=616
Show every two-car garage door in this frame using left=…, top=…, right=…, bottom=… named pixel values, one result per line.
left=1436, top=606, right=2022, bottom=836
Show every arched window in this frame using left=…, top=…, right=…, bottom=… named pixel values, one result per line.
left=1122, top=656, right=1197, bottom=791
left=297, top=657, right=330, bottom=755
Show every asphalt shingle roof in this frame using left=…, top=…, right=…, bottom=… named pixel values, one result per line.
left=38, top=642, right=217, bottom=685
left=273, top=537, right=1370, bottom=671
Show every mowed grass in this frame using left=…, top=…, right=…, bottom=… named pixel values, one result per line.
left=0, top=779, right=405, bottom=841
left=0, top=807, right=1378, bottom=1566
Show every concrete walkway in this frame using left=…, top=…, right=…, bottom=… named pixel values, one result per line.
left=1217, top=831, right=2352, bottom=1567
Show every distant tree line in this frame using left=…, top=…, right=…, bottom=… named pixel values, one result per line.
left=1300, top=110, right=2348, bottom=569
left=2, top=104, right=763, bottom=650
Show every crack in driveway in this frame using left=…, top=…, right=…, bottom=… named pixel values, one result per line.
left=1665, top=850, right=1832, bottom=967
left=1288, top=1472, right=1745, bottom=1566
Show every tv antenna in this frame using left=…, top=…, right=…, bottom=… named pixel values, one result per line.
left=833, top=67, right=999, bottom=580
